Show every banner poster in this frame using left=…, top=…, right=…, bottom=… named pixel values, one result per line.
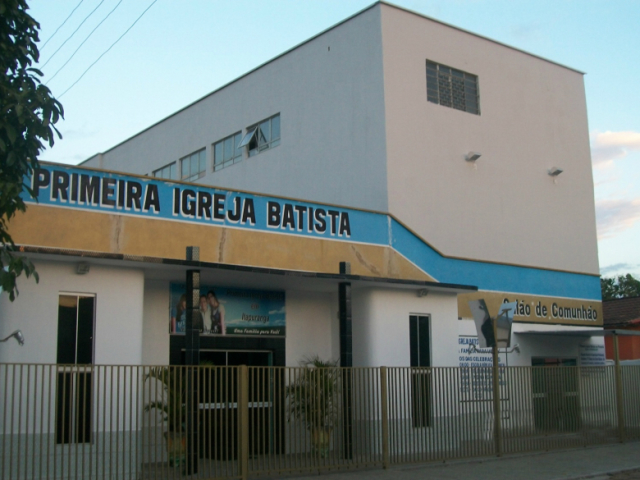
left=169, top=283, right=285, bottom=336
left=579, top=343, right=606, bottom=376
left=458, top=336, right=507, bottom=402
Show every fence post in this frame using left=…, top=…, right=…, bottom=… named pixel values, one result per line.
left=380, top=367, right=389, bottom=469
left=492, top=318, right=502, bottom=456
left=613, top=334, right=625, bottom=443
left=239, top=365, right=249, bottom=480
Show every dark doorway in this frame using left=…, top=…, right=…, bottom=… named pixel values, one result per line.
left=56, top=294, right=95, bottom=444
left=531, top=357, right=581, bottom=433
left=410, top=315, right=431, bottom=427
left=186, top=349, right=279, bottom=460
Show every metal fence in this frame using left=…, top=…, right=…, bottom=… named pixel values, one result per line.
left=1, top=363, right=639, bottom=479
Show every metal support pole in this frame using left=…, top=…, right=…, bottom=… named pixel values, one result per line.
left=492, top=316, right=502, bottom=456
left=239, top=365, right=249, bottom=480
left=613, top=334, right=625, bottom=443
left=185, top=247, right=200, bottom=475
left=339, top=282, right=353, bottom=459
left=380, top=366, right=390, bottom=469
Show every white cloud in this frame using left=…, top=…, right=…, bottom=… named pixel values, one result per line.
left=591, top=130, right=640, bottom=168
left=600, top=263, right=640, bottom=276
left=596, top=197, right=640, bottom=239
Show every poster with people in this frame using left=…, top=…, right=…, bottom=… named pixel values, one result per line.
left=169, top=283, right=286, bottom=336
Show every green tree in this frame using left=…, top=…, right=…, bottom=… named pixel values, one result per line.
left=1, top=0, right=63, bottom=301
left=601, top=274, right=640, bottom=301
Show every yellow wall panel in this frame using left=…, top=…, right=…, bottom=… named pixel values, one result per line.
left=10, top=205, right=431, bottom=280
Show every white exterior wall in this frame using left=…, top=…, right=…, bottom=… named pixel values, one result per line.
left=141, top=279, right=171, bottom=365
left=285, top=290, right=338, bottom=366
left=380, top=5, right=598, bottom=274
left=0, top=261, right=144, bottom=365
left=352, top=288, right=459, bottom=367
left=84, top=7, right=389, bottom=213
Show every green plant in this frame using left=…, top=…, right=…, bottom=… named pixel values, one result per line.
left=144, top=362, right=214, bottom=433
left=1, top=0, right=64, bottom=301
left=144, top=367, right=186, bottom=433
left=286, top=356, right=341, bottom=456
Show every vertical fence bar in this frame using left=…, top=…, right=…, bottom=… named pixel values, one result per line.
left=613, top=335, right=625, bottom=443
left=492, top=336, right=502, bottom=456
left=239, top=365, right=249, bottom=480
left=378, top=367, right=388, bottom=469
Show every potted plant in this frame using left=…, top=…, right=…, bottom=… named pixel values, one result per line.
left=144, top=367, right=187, bottom=467
left=286, top=356, right=341, bottom=457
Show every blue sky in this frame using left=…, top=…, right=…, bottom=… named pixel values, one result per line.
left=29, top=0, right=640, bottom=279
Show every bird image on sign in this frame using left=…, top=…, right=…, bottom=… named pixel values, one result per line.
left=468, top=300, right=516, bottom=349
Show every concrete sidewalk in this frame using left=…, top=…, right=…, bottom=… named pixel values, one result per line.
left=275, top=442, right=640, bottom=480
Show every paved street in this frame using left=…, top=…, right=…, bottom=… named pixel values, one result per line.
left=274, top=442, right=640, bottom=480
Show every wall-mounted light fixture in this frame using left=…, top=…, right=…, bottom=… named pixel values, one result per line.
left=465, top=151, right=481, bottom=162
left=1, top=330, right=25, bottom=346
left=76, top=262, right=90, bottom=275
left=416, top=289, right=428, bottom=298
left=548, top=167, right=563, bottom=177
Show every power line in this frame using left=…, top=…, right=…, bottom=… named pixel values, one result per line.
left=40, top=0, right=105, bottom=70
left=47, top=0, right=124, bottom=84
left=58, top=0, right=159, bottom=99
left=40, top=0, right=86, bottom=51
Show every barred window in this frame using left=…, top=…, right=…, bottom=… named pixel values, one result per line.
left=426, top=61, right=479, bottom=115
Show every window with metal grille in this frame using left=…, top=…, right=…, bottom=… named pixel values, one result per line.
left=426, top=61, right=479, bottom=115
left=213, top=132, right=243, bottom=172
left=180, top=149, right=207, bottom=182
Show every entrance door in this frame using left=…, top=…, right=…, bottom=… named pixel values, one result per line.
left=56, top=294, right=95, bottom=444
left=197, top=350, right=274, bottom=460
left=410, top=315, right=431, bottom=427
left=531, top=358, right=580, bottom=432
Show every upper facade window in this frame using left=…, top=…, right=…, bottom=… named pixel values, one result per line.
left=239, top=113, right=280, bottom=157
left=213, top=132, right=242, bottom=172
left=426, top=61, right=479, bottom=115
left=181, top=149, right=207, bottom=182
left=153, top=162, right=176, bottom=180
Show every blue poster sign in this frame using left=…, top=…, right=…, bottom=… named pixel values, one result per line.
left=170, top=283, right=286, bottom=336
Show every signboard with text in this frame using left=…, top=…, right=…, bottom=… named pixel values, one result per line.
left=170, top=283, right=285, bottom=336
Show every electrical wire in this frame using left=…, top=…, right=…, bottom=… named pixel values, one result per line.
left=58, top=0, right=159, bottom=99
left=40, top=0, right=85, bottom=51
left=40, top=0, right=105, bottom=70
left=47, top=0, right=124, bottom=84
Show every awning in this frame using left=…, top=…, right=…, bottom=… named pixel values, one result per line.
left=515, top=329, right=640, bottom=337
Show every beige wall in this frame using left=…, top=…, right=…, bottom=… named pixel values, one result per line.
left=9, top=205, right=431, bottom=281
left=380, top=5, right=599, bottom=274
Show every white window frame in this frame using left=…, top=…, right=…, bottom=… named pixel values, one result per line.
left=239, top=113, right=280, bottom=157
left=180, top=149, right=207, bottom=182
left=153, top=162, right=176, bottom=180
left=213, top=131, right=243, bottom=172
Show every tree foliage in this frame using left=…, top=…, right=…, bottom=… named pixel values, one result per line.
left=1, top=0, right=63, bottom=300
left=601, top=274, right=640, bottom=301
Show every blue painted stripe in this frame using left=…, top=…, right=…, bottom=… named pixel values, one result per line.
left=25, top=164, right=601, bottom=301
left=390, top=219, right=601, bottom=301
